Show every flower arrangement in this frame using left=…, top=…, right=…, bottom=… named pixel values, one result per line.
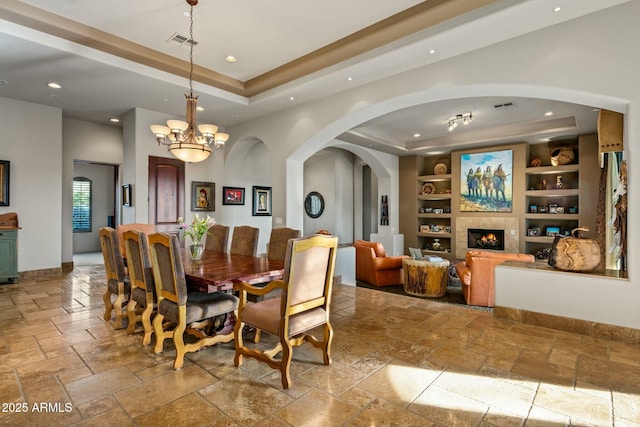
left=177, top=214, right=216, bottom=245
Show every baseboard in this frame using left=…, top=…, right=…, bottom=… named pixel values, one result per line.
left=494, top=306, right=640, bottom=345
left=18, top=266, right=64, bottom=282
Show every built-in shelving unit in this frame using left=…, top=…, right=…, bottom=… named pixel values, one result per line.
left=522, top=135, right=598, bottom=256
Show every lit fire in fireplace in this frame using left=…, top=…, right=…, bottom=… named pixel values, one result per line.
left=478, top=233, right=501, bottom=248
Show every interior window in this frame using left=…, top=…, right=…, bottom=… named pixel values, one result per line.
left=72, top=177, right=92, bottom=232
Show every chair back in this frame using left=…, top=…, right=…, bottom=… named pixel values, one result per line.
left=205, top=223, right=230, bottom=253
left=230, top=225, right=259, bottom=257
left=123, top=230, right=155, bottom=296
left=284, top=235, right=338, bottom=309
left=267, top=227, right=301, bottom=260
left=148, top=232, right=188, bottom=307
left=99, top=227, right=126, bottom=284
left=116, top=223, right=156, bottom=257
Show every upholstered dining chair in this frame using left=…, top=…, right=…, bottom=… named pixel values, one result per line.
left=148, top=232, right=239, bottom=370
left=233, top=234, right=339, bottom=389
left=230, top=225, right=259, bottom=257
left=100, top=227, right=130, bottom=330
left=266, top=227, right=301, bottom=260
left=115, top=223, right=156, bottom=258
left=205, top=223, right=230, bottom=253
left=122, top=230, right=155, bottom=345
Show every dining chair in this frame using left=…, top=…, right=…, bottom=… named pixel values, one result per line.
left=148, top=232, right=239, bottom=370
left=100, top=227, right=130, bottom=330
left=115, top=223, right=156, bottom=258
left=123, top=230, right=156, bottom=345
left=266, top=227, right=301, bottom=260
left=233, top=234, right=339, bottom=388
left=205, top=223, right=230, bottom=253
left=230, top=225, right=259, bottom=257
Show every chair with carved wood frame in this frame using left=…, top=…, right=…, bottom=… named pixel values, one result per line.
left=100, top=227, right=130, bottom=330
left=205, top=223, right=230, bottom=253
left=233, top=234, right=339, bottom=389
left=149, top=232, right=239, bottom=370
left=230, top=225, right=259, bottom=257
left=123, top=230, right=155, bottom=345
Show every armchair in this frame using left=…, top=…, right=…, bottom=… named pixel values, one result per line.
left=352, top=240, right=407, bottom=286
left=455, top=250, right=535, bottom=307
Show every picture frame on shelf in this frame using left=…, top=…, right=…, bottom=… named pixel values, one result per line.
left=529, top=205, right=538, bottom=213
left=252, top=186, right=272, bottom=216
left=556, top=206, right=565, bottom=214
left=191, top=181, right=215, bottom=212
left=545, top=226, right=560, bottom=237
left=538, top=206, right=548, bottom=213
left=568, top=206, right=578, bottom=214
left=548, top=204, right=558, bottom=214
left=527, top=227, right=541, bottom=237
left=222, top=186, right=245, bottom=205
left=419, top=224, right=430, bottom=232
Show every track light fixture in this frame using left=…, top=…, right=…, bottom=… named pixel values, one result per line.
left=447, top=113, right=474, bottom=131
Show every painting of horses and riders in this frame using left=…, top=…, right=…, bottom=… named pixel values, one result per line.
left=460, top=149, right=513, bottom=212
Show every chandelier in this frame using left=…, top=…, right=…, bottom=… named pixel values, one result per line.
left=447, top=112, right=474, bottom=131
left=150, top=0, right=228, bottom=163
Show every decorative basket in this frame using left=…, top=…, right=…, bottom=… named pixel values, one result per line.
left=550, top=146, right=575, bottom=166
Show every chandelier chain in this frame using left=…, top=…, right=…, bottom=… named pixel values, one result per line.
left=188, top=4, right=194, bottom=96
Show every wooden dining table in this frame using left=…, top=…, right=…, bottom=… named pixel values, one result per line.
left=182, top=249, right=285, bottom=293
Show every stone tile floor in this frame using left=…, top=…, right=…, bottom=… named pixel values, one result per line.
left=1, top=264, right=639, bottom=426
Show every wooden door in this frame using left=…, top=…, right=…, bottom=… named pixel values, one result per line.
left=148, top=156, right=184, bottom=237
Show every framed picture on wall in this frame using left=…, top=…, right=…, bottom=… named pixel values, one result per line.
left=0, top=160, right=9, bottom=206
left=252, top=186, right=272, bottom=216
left=222, top=186, right=245, bottom=205
left=191, top=181, right=215, bottom=211
left=459, top=148, right=513, bottom=212
left=122, top=184, right=132, bottom=207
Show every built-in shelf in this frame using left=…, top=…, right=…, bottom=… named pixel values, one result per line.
left=417, top=194, right=452, bottom=201
left=417, top=213, right=452, bottom=219
left=524, top=213, right=580, bottom=220
left=417, top=232, right=452, bottom=238
left=524, top=189, right=580, bottom=197
left=418, top=174, right=452, bottom=182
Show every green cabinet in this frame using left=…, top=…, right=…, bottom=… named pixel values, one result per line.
left=0, top=229, right=18, bottom=283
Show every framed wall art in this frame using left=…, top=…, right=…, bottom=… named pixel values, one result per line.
left=0, top=160, right=9, bottom=206
left=222, top=186, right=245, bottom=205
left=252, top=186, right=272, bottom=216
left=122, top=184, right=132, bottom=207
left=191, top=181, right=215, bottom=212
left=460, top=148, right=513, bottom=212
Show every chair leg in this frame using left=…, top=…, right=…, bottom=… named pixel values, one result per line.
left=102, top=290, right=113, bottom=321
left=254, top=328, right=262, bottom=343
left=233, top=319, right=244, bottom=367
left=322, top=323, right=333, bottom=365
left=126, top=300, right=138, bottom=335
left=153, top=313, right=166, bottom=354
left=173, top=318, right=187, bottom=370
left=279, top=337, right=293, bottom=389
left=141, top=303, right=154, bottom=346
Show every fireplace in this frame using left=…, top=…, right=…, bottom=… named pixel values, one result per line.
left=468, top=228, right=505, bottom=251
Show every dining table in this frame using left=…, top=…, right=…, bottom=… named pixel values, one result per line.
left=182, top=249, right=285, bottom=293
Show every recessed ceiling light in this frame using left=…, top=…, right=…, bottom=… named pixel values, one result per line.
left=289, top=96, right=295, bottom=101
left=413, top=133, right=421, bottom=138
left=429, top=49, right=436, bottom=54
left=196, top=106, right=204, bottom=111
left=553, top=7, right=561, bottom=12
left=224, top=55, right=237, bottom=63
left=544, top=111, right=554, bottom=116
left=183, top=11, right=191, bottom=17
left=109, top=118, right=120, bottom=123
left=47, top=82, right=61, bottom=89
left=347, top=77, right=353, bottom=81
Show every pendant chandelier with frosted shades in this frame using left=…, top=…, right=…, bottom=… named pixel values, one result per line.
left=150, top=0, right=228, bottom=163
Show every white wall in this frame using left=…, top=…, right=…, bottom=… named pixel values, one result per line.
left=0, top=98, right=62, bottom=272
left=63, top=117, right=122, bottom=261
left=303, top=148, right=354, bottom=243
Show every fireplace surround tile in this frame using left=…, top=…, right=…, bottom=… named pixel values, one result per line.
left=456, top=217, right=519, bottom=258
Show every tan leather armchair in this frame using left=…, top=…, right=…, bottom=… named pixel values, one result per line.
left=455, top=250, right=534, bottom=307
left=353, top=240, right=407, bottom=286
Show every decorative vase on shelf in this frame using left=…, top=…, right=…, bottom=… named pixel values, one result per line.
left=188, top=242, right=204, bottom=261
